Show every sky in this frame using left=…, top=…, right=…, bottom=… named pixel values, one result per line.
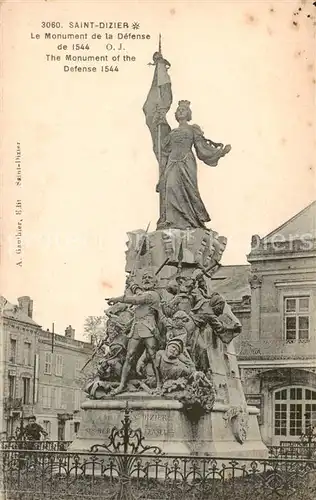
left=1, top=0, right=315, bottom=339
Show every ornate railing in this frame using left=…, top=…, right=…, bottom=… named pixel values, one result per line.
left=3, top=397, right=23, bottom=411
left=237, top=338, right=316, bottom=359
left=0, top=440, right=72, bottom=451
left=1, top=450, right=315, bottom=499
left=269, top=443, right=316, bottom=460
left=1, top=405, right=315, bottom=499
left=269, top=426, right=316, bottom=460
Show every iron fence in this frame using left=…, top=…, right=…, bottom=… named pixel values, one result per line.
left=1, top=449, right=315, bottom=500
left=269, top=442, right=316, bottom=460
left=1, top=405, right=315, bottom=500
left=0, top=440, right=72, bottom=451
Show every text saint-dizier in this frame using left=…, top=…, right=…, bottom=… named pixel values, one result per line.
left=68, top=22, right=129, bottom=29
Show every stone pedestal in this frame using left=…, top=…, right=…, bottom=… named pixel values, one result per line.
left=125, top=227, right=226, bottom=283
left=79, top=227, right=268, bottom=459
left=69, top=392, right=268, bottom=458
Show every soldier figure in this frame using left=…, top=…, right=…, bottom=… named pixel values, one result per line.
left=191, top=284, right=242, bottom=344
left=156, top=338, right=195, bottom=382
left=107, top=269, right=162, bottom=395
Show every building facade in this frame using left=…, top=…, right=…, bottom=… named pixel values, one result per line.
left=36, top=326, right=92, bottom=441
left=0, top=297, right=41, bottom=438
left=0, top=297, right=92, bottom=440
left=212, top=201, right=316, bottom=445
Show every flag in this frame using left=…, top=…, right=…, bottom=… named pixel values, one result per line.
left=0, top=297, right=8, bottom=310
left=139, top=236, right=148, bottom=256
left=177, top=241, right=184, bottom=273
left=131, top=222, right=151, bottom=277
left=177, top=241, right=184, bottom=262
left=138, top=221, right=151, bottom=256
left=143, top=42, right=173, bottom=165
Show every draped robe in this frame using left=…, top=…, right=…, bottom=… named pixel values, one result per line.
left=157, top=123, right=229, bottom=229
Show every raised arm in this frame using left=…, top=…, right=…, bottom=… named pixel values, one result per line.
left=107, top=291, right=157, bottom=306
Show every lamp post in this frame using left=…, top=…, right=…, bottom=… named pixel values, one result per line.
left=19, top=408, right=24, bottom=441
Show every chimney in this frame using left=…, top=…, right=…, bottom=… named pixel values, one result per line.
left=17, top=296, right=33, bottom=318
left=65, top=325, right=75, bottom=339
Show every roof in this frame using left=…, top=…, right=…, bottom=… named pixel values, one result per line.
left=210, top=265, right=251, bottom=302
left=0, top=296, right=40, bottom=327
left=263, top=200, right=316, bottom=242
left=39, top=329, right=93, bottom=350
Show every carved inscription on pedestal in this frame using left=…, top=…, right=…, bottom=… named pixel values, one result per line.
left=142, top=411, right=175, bottom=439
left=81, top=411, right=119, bottom=438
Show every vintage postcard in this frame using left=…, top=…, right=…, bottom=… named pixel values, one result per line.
left=0, top=1, right=315, bottom=499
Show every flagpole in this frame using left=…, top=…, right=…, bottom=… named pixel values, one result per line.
left=51, top=322, right=55, bottom=353
left=157, top=33, right=163, bottom=218
left=143, top=33, right=171, bottom=226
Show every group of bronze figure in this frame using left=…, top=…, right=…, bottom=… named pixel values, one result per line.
left=85, top=267, right=241, bottom=413
left=86, top=49, right=235, bottom=413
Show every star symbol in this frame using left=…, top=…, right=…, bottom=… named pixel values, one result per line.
left=132, top=22, right=140, bottom=30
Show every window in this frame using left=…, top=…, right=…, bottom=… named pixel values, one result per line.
left=8, top=375, right=16, bottom=398
left=22, top=377, right=30, bottom=405
left=274, top=387, right=316, bottom=439
left=44, top=352, right=52, bottom=374
left=56, top=354, right=63, bottom=376
left=23, top=342, right=32, bottom=366
left=75, top=359, right=81, bottom=377
left=284, top=296, right=310, bottom=342
left=9, top=339, right=17, bottom=363
left=55, top=387, right=62, bottom=409
left=43, top=420, right=51, bottom=438
left=74, top=422, right=80, bottom=434
left=42, top=386, right=52, bottom=409
left=74, top=389, right=81, bottom=411
left=55, top=387, right=66, bottom=409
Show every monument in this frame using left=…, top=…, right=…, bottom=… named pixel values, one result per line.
left=71, top=38, right=267, bottom=458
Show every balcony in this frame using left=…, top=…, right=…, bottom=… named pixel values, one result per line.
left=237, top=337, right=316, bottom=360
left=4, top=398, right=22, bottom=412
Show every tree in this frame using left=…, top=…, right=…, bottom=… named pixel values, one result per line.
left=83, top=315, right=107, bottom=347
left=79, top=315, right=108, bottom=388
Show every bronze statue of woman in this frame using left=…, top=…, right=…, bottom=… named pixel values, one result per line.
left=156, top=100, right=231, bottom=230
